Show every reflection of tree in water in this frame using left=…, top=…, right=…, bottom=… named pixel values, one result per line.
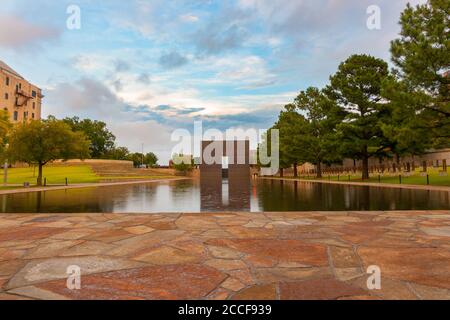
left=257, top=180, right=449, bottom=211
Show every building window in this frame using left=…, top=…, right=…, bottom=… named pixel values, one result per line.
left=6, top=77, right=9, bottom=86
left=32, top=113, right=35, bottom=119
left=32, top=90, right=36, bottom=98
left=4, top=93, right=8, bottom=100
left=13, top=111, right=18, bottom=121
left=24, top=112, right=28, bottom=120
left=33, top=102, right=35, bottom=109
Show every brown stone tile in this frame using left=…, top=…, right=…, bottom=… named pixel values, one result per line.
left=108, top=230, right=185, bottom=257
left=0, top=259, right=26, bottom=277
left=351, top=277, right=418, bottom=300
left=0, top=227, right=66, bottom=242
left=254, top=267, right=331, bottom=283
left=207, top=287, right=231, bottom=300
left=279, top=277, right=367, bottom=300
left=84, top=229, right=135, bottom=243
left=133, top=246, right=203, bottom=265
left=207, top=245, right=242, bottom=259
left=231, top=284, right=277, bottom=300
left=6, top=256, right=145, bottom=289
left=36, top=264, right=226, bottom=300
left=221, top=278, right=245, bottom=292
left=211, top=239, right=328, bottom=267
left=24, top=240, right=83, bottom=259
left=408, top=282, right=450, bottom=300
left=0, top=292, right=33, bottom=300
left=176, top=216, right=219, bottom=230
left=124, top=225, right=155, bottom=235
left=205, top=259, right=247, bottom=271
left=59, top=241, right=117, bottom=257
left=227, top=269, right=254, bottom=286
left=0, top=248, right=28, bottom=262
left=358, top=247, right=450, bottom=289
left=329, top=246, right=360, bottom=268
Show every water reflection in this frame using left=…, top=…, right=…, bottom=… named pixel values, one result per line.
left=0, top=179, right=448, bottom=213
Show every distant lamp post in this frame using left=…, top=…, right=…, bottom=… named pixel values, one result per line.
left=3, top=143, right=9, bottom=186
left=141, top=143, right=144, bottom=168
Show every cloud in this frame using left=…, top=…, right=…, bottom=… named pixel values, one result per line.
left=0, top=14, right=60, bottom=49
left=114, top=59, right=131, bottom=72
left=45, top=78, right=126, bottom=119
left=179, top=14, right=199, bottom=23
left=109, top=120, right=174, bottom=163
left=193, top=23, right=248, bottom=55
left=158, top=51, right=188, bottom=69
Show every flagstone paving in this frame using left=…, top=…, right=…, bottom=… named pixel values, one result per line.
left=0, top=210, right=449, bottom=300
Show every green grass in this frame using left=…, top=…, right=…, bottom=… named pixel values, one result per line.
left=2, top=165, right=179, bottom=187
left=282, top=168, right=450, bottom=187
left=4, top=165, right=100, bottom=185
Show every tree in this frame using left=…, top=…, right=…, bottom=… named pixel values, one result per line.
left=294, top=87, right=344, bottom=178
left=63, top=117, right=116, bottom=158
left=0, top=110, right=11, bottom=162
left=104, top=146, right=130, bottom=160
left=381, top=77, right=431, bottom=165
left=274, top=104, right=308, bottom=177
left=172, top=154, right=194, bottom=174
left=127, top=152, right=158, bottom=167
left=145, top=152, right=158, bottom=167
left=327, top=54, right=391, bottom=179
left=390, top=0, right=450, bottom=146
left=8, top=119, right=91, bottom=186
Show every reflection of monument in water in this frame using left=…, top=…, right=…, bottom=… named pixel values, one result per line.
left=200, top=140, right=251, bottom=211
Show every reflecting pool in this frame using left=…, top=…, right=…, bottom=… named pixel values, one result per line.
left=0, top=179, right=449, bottom=213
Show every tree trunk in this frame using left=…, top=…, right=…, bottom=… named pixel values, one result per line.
left=293, top=162, right=298, bottom=177
left=316, top=162, right=322, bottom=178
left=362, top=156, right=369, bottom=180
left=37, top=163, right=43, bottom=186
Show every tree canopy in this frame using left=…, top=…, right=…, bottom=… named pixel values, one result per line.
left=326, top=54, right=391, bottom=179
left=0, top=110, right=11, bottom=162
left=390, top=0, right=450, bottom=146
left=63, top=117, right=116, bottom=158
left=8, top=119, right=91, bottom=185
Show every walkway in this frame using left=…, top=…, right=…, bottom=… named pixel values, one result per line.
left=0, top=210, right=449, bottom=300
left=0, top=177, right=189, bottom=195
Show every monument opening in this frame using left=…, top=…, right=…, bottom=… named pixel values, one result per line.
left=200, top=140, right=251, bottom=211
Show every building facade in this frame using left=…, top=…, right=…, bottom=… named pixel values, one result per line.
left=0, top=60, right=42, bottom=123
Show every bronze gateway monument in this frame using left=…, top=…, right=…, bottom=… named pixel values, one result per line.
left=199, top=140, right=251, bottom=211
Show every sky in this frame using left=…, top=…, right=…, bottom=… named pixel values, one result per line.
left=0, top=0, right=426, bottom=164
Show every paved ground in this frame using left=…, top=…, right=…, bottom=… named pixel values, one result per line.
left=0, top=178, right=188, bottom=195
left=0, top=210, right=449, bottom=300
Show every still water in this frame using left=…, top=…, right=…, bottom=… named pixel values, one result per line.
left=0, top=179, right=449, bottom=213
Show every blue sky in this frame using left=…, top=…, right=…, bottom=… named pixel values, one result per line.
left=0, top=0, right=425, bottom=163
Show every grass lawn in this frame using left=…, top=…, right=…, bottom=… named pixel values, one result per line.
left=285, top=168, right=450, bottom=187
left=4, top=165, right=100, bottom=185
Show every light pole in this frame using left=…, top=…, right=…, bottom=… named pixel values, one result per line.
left=141, top=143, right=144, bottom=168
left=3, top=143, right=8, bottom=186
